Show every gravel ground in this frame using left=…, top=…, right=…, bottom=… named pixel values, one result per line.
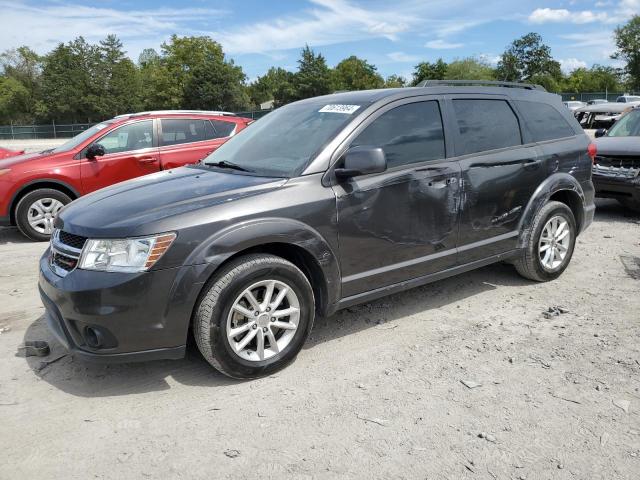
left=0, top=199, right=639, bottom=480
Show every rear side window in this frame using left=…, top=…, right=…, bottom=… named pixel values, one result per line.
left=452, top=99, right=522, bottom=155
left=161, top=119, right=211, bottom=146
left=351, top=101, right=445, bottom=169
left=210, top=119, right=236, bottom=138
left=516, top=100, right=575, bottom=142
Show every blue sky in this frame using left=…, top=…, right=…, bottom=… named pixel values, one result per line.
left=1, top=0, right=637, bottom=81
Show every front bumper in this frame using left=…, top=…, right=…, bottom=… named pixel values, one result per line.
left=38, top=249, right=204, bottom=363
left=593, top=173, right=640, bottom=203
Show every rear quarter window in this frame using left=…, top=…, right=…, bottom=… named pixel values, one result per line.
left=452, top=99, right=522, bottom=156
left=516, top=100, right=575, bottom=142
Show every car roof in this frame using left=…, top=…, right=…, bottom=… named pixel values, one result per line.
left=294, top=82, right=557, bottom=109
left=110, top=110, right=251, bottom=123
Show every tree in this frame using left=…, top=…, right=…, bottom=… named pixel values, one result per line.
left=248, top=67, right=294, bottom=107
left=0, top=76, right=30, bottom=122
left=562, top=65, right=621, bottom=93
left=612, top=15, right=640, bottom=90
left=384, top=75, right=407, bottom=88
left=97, top=35, right=142, bottom=117
left=411, top=59, right=447, bottom=85
left=332, top=56, right=383, bottom=91
left=496, top=33, right=561, bottom=82
left=292, top=46, right=333, bottom=100
left=183, top=55, right=250, bottom=111
left=0, top=46, right=42, bottom=121
left=444, top=57, right=495, bottom=80
left=39, top=37, right=102, bottom=122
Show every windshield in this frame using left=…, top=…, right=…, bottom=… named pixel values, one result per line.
left=607, top=109, right=640, bottom=137
left=50, top=122, right=114, bottom=153
left=203, top=100, right=368, bottom=177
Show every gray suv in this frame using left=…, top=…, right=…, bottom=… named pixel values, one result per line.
left=39, top=81, right=595, bottom=378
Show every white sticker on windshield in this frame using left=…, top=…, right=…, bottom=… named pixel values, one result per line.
left=319, top=104, right=360, bottom=114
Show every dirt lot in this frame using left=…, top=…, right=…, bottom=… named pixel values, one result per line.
left=0, top=199, right=639, bottom=480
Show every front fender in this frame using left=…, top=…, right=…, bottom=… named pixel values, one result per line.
left=517, top=173, right=586, bottom=246
left=183, top=217, right=341, bottom=314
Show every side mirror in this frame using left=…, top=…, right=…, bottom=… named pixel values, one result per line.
left=335, top=146, right=387, bottom=180
left=594, top=129, right=607, bottom=138
left=86, top=143, right=106, bottom=160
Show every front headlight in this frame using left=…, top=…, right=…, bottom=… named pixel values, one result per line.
left=78, top=233, right=176, bottom=273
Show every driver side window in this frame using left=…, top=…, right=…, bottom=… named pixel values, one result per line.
left=95, top=121, right=154, bottom=155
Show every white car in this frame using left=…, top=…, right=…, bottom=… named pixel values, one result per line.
left=616, top=95, right=640, bottom=103
left=563, top=101, right=586, bottom=111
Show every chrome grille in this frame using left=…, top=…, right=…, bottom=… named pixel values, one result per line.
left=49, top=229, right=83, bottom=277
left=593, top=155, right=640, bottom=179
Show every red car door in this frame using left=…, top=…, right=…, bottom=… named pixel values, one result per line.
left=158, top=118, right=236, bottom=169
left=80, top=119, right=160, bottom=194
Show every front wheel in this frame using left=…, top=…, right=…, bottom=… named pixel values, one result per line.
left=514, top=201, right=576, bottom=282
left=15, top=189, right=72, bottom=241
left=193, top=254, right=315, bottom=379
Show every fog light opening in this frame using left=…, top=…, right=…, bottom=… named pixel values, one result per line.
left=84, top=326, right=103, bottom=348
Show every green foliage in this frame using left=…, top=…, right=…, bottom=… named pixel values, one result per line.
left=496, top=33, right=562, bottom=82
left=561, top=65, right=621, bottom=93
left=444, top=57, right=495, bottom=80
left=0, top=30, right=636, bottom=124
left=612, top=15, right=640, bottom=90
left=333, top=56, right=384, bottom=91
left=292, top=45, right=333, bottom=99
left=383, top=75, right=407, bottom=88
left=412, top=59, right=447, bottom=85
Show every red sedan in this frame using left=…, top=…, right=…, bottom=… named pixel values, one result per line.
left=0, top=147, right=25, bottom=159
left=0, top=110, right=252, bottom=240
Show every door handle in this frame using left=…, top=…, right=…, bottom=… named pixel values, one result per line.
left=136, top=156, right=157, bottom=164
left=427, top=177, right=456, bottom=188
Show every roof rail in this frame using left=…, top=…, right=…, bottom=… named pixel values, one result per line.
left=113, top=110, right=237, bottom=119
left=416, top=80, right=546, bottom=91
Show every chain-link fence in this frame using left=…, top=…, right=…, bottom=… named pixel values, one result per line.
left=0, top=122, right=95, bottom=140
left=0, top=109, right=275, bottom=140
left=558, top=92, right=639, bottom=102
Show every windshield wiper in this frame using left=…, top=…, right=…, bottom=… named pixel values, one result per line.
left=206, top=160, right=253, bottom=173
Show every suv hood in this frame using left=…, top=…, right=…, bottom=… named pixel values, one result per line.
left=594, top=136, right=640, bottom=156
left=0, top=150, right=51, bottom=169
left=56, top=166, right=287, bottom=238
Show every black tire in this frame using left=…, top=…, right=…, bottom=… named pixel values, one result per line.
left=193, top=254, right=315, bottom=379
left=15, top=188, right=72, bottom=242
left=514, top=201, right=577, bottom=282
left=618, top=198, right=640, bottom=212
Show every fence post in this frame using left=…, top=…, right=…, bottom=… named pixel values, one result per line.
left=10, top=121, right=14, bottom=140
left=52, top=120, right=57, bottom=139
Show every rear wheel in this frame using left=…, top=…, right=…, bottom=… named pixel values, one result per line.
left=15, top=189, right=72, bottom=241
left=514, top=201, right=576, bottom=282
left=193, top=254, right=315, bottom=379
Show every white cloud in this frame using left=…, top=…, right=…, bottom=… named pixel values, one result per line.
left=0, top=1, right=228, bottom=59
left=387, top=51, right=419, bottom=62
left=559, top=58, right=588, bottom=73
left=425, top=39, right=464, bottom=50
left=529, top=8, right=608, bottom=24
left=217, top=0, right=414, bottom=55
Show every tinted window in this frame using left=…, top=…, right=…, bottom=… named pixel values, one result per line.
left=351, top=101, right=445, bottom=168
left=453, top=99, right=521, bottom=155
left=210, top=119, right=236, bottom=137
left=161, top=119, right=211, bottom=146
left=95, top=120, right=153, bottom=154
left=516, top=101, right=575, bottom=142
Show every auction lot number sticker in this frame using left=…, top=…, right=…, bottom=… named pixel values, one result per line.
left=319, top=104, right=360, bottom=114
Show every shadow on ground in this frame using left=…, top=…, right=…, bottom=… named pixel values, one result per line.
left=0, top=227, right=44, bottom=246
left=21, top=261, right=529, bottom=398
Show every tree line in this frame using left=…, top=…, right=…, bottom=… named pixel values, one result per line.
left=1, top=15, right=638, bottom=125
